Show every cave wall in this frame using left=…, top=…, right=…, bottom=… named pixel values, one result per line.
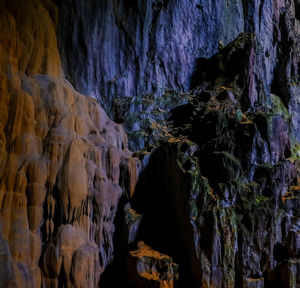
left=58, top=0, right=284, bottom=110
left=0, top=1, right=139, bottom=287
left=0, top=0, right=299, bottom=287
left=57, top=0, right=300, bottom=150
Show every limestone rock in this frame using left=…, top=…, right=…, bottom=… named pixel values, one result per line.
left=0, top=0, right=61, bottom=78
left=124, top=203, right=143, bottom=244
left=57, top=0, right=300, bottom=150
left=0, top=1, right=140, bottom=287
left=0, top=74, right=139, bottom=287
left=1, top=0, right=300, bottom=287
left=127, top=241, right=179, bottom=288
left=127, top=30, right=300, bottom=287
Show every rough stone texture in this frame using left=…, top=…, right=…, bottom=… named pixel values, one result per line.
left=127, top=241, right=179, bottom=288
left=124, top=203, right=143, bottom=244
left=127, top=29, right=300, bottom=287
left=57, top=0, right=300, bottom=150
left=1, top=0, right=300, bottom=287
left=58, top=0, right=243, bottom=111
left=0, top=1, right=140, bottom=287
left=0, top=0, right=62, bottom=78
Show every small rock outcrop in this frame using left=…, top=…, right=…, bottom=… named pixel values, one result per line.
left=127, top=241, right=179, bottom=288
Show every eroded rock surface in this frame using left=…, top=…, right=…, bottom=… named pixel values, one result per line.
left=127, top=31, right=300, bottom=288
left=0, top=1, right=140, bottom=287
left=0, top=0, right=300, bottom=287
left=127, top=241, right=179, bottom=288
left=57, top=0, right=300, bottom=150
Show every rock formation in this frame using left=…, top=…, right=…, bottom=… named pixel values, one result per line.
left=0, top=0, right=300, bottom=287
left=0, top=1, right=139, bottom=287
left=127, top=241, right=179, bottom=288
left=58, top=0, right=300, bottom=150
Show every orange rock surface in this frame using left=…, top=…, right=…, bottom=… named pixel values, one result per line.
left=127, top=241, right=179, bottom=288
left=0, top=1, right=140, bottom=287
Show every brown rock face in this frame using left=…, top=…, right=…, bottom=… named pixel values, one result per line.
left=127, top=241, right=179, bottom=288
left=0, top=0, right=62, bottom=78
left=0, top=1, right=140, bottom=287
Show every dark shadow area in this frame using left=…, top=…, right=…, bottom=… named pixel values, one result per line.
left=190, top=33, right=262, bottom=111
left=52, top=0, right=62, bottom=7
left=130, top=145, right=202, bottom=288
left=270, top=13, right=292, bottom=107
left=99, top=194, right=132, bottom=287
left=294, top=0, right=300, bottom=21
left=100, top=142, right=203, bottom=287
